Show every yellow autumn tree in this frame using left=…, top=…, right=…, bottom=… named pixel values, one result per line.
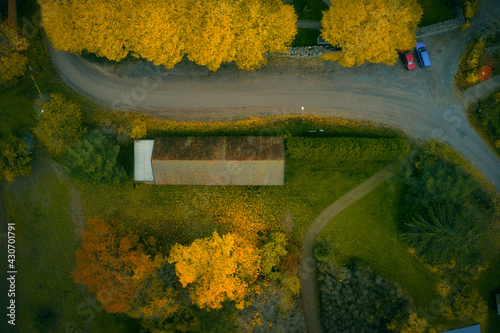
left=184, top=0, right=236, bottom=71
left=131, top=0, right=186, bottom=68
left=168, top=231, right=261, bottom=310
left=38, top=0, right=297, bottom=71
left=40, top=0, right=136, bottom=61
left=321, top=0, right=422, bottom=67
left=232, top=0, right=297, bottom=70
left=0, top=20, right=28, bottom=85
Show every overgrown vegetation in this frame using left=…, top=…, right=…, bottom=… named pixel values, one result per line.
left=467, top=89, right=500, bottom=160
left=317, top=260, right=427, bottom=332
left=0, top=20, right=29, bottom=87
left=455, top=20, right=500, bottom=91
left=3, top=160, right=141, bottom=332
left=34, top=93, right=83, bottom=158
left=0, top=136, right=31, bottom=182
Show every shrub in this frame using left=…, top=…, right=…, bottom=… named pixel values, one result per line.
left=462, top=0, right=482, bottom=20
left=286, top=137, right=409, bottom=161
left=317, top=260, right=414, bottom=332
left=236, top=282, right=305, bottom=333
left=0, top=136, right=32, bottom=182
left=34, top=94, right=83, bottom=157
left=442, top=284, right=488, bottom=324
left=66, top=129, right=126, bottom=184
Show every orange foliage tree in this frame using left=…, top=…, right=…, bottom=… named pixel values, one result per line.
left=168, top=231, right=261, bottom=310
left=73, top=217, right=158, bottom=313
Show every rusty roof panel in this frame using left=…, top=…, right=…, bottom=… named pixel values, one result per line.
left=152, top=137, right=284, bottom=161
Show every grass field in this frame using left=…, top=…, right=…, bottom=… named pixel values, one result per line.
left=73, top=158, right=392, bottom=248
left=3, top=156, right=141, bottom=333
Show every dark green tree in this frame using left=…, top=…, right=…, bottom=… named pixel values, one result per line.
left=66, top=130, right=126, bottom=184
left=405, top=159, right=477, bottom=207
left=403, top=204, right=483, bottom=265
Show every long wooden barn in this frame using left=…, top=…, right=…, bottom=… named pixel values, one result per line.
left=134, top=137, right=285, bottom=185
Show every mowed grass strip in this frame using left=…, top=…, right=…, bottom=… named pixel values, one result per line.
left=3, top=157, right=141, bottom=333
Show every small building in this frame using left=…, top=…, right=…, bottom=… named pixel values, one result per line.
left=443, top=324, right=481, bottom=333
left=135, top=137, right=285, bottom=185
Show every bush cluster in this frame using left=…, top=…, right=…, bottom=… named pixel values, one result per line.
left=317, top=260, right=415, bottom=333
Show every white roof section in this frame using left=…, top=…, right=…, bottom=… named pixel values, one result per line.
left=134, top=140, right=154, bottom=182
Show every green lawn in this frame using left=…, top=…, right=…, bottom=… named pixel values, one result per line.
left=3, top=157, right=141, bottom=333
left=417, top=0, right=457, bottom=27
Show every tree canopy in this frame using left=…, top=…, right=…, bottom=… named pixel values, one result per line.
left=0, top=20, right=29, bottom=85
left=73, top=217, right=159, bottom=313
left=38, top=0, right=297, bottom=71
left=168, top=231, right=261, bottom=310
left=321, top=0, right=422, bottom=67
left=34, top=93, right=83, bottom=157
left=0, top=136, right=31, bottom=182
left=66, top=129, right=126, bottom=185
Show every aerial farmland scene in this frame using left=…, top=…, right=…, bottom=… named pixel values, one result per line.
left=1, top=0, right=500, bottom=332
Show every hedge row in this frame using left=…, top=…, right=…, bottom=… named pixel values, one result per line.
left=286, top=137, right=409, bottom=161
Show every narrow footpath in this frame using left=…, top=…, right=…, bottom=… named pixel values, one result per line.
left=299, top=163, right=396, bottom=333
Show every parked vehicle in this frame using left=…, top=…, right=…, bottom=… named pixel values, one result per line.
left=401, top=50, right=416, bottom=70
left=416, top=42, right=431, bottom=67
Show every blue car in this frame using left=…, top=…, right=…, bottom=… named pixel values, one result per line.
left=416, top=42, right=431, bottom=67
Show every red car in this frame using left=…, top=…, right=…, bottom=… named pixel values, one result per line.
left=402, top=50, right=416, bottom=70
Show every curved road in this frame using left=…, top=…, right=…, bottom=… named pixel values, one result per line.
left=46, top=0, right=500, bottom=192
